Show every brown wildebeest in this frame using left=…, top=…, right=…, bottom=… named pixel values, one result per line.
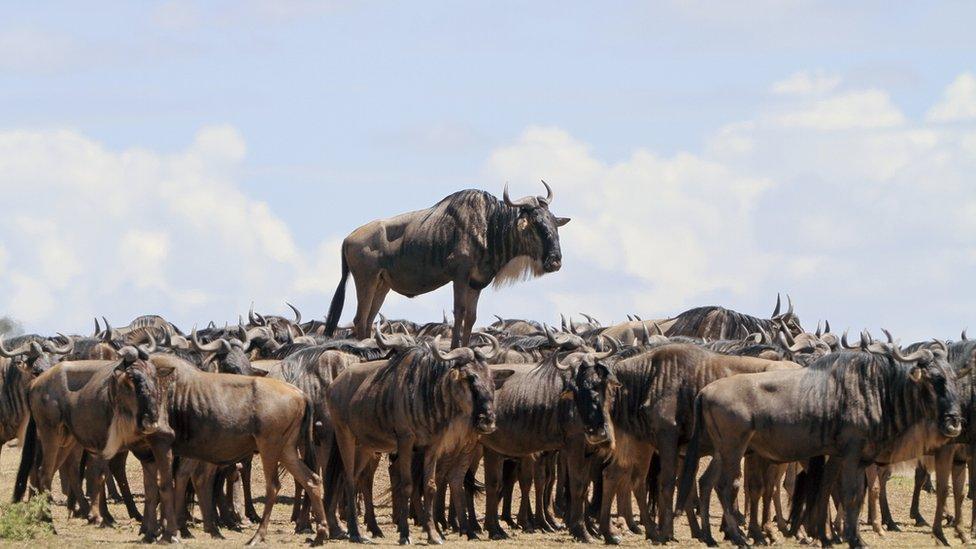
left=16, top=344, right=178, bottom=538
left=324, top=183, right=570, bottom=348
left=601, top=340, right=800, bottom=545
left=665, top=294, right=803, bottom=340
left=677, top=341, right=964, bottom=548
left=481, top=343, right=620, bottom=541
left=326, top=333, right=505, bottom=544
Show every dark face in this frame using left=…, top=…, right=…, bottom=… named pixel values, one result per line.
left=215, top=341, right=256, bottom=376
left=922, top=358, right=964, bottom=438
left=521, top=205, right=569, bottom=273
left=572, top=360, right=619, bottom=445
left=114, top=361, right=163, bottom=435
left=774, top=314, right=804, bottom=337
left=19, top=354, right=54, bottom=378
left=459, top=363, right=497, bottom=435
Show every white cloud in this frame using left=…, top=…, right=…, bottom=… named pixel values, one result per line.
left=771, top=70, right=841, bottom=95
left=771, top=90, right=906, bottom=130
left=926, top=72, right=976, bottom=123
left=0, top=126, right=340, bottom=332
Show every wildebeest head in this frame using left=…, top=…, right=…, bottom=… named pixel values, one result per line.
left=890, top=341, right=964, bottom=438
left=556, top=337, right=621, bottom=446
left=190, top=325, right=266, bottom=376
left=503, top=181, right=570, bottom=274
left=0, top=336, right=70, bottom=377
left=431, top=334, right=504, bottom=435
left=111, top=338, right=172, bottom=437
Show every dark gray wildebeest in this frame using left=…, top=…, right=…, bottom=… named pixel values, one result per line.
left=677, top=341, right=964, bottom=548
left=665, top=294, right=803, bottom=340
left=601, top=340, right=800, bottom=545
left=487, top=315, right=543, bottom=336
left=326, top=334, right=505, bottom=544
left=15, top=343, right=175, bottom=536
left=324, top=183, right=570, bottom=348
left=0, top=336, right=71, bottom=459
left=481, top=341, right=620, bottom=541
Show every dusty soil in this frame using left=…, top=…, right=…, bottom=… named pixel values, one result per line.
left=0, top=444, right=962, bottom=547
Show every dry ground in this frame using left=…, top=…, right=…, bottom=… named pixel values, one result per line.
left=0, top=444, right=963, bottom=547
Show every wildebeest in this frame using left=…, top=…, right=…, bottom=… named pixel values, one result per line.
left=324, top=183, right=570, bottom=347
left=602, top=340, right=800, bottom=544
left=665, top=294, right=803, bottom=340
left=326, top=334, right=505, bottom=544
left=678, top=340, right=964, bottom=547
left=481, top=343, right=619, bottom=541
left=0, top=337, right=70, bottom=459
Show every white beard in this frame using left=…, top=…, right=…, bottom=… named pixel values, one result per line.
left=102, top=413, right=138, bottom=459
left=493, top=255, right=545, bottom=289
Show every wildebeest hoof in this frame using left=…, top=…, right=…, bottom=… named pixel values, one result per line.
left=368, top=527, right=384, bottom=538
left=603, top=534, right=622, bottom=545
left=489, top=528, right=509, bottom=540
left=397, top=534, right=410, bottom=545
left=179, top=528, right=192, bottom=539
left=206, top=530, right=225, bottom=540
left=933, top=528, right=951, bottom=546
left=427, top=534, right=444, bottom=545
left=914, top=517, right=930, bottom=527
left=628, top=525, right=643, bottom=535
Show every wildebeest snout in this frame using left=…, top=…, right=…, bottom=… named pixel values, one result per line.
left=475, top=413, right=497, bottom=435
left=544, top=255, right=562, bottom=273
left=584, top=423, right=611, bottom=445
left=941, top=415, right=963, bottom=438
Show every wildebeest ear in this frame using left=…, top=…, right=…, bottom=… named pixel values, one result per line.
left=560, top=388, right=575, bottom=400
left=491, top=369, right=516, bottom=389
left=909, top=366, right=925, bottom=383
left=155, top=363, right=176, bottom=378
left=517, top=217, right=530, bottom=231
left=555, top=217, right=571, bottom=227
left=249, top=366, right=269, bottom=377
left=449, top=368, right=462, bottom=381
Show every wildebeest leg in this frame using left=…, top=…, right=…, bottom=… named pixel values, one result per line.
left=392, top=438, right=416, bottom=544
left=876, top=465, right=898, bottom=532
left=952, top=456, right=968, bottom=542
left=61, top=447, right=90, bottom=518
left=360, top=454, right=383, bottom=538
left=173, top=458, right=196, bottom=538
left=465, top=447, right=484, bottom=534
left=911, top=461, right=931, bottom=526
left=932, top=444, right=956, bottom=546
left=714, top=445, right=750, bottom=547
left=532, top=456, right=553, bottom=533
left=483, top=449, right=509, bottom=540
left=109, top=452, right=142, bottom=521
left=421, top=449, right=445, bottom=545
left=743, top=455, right=767, bottom=545
left=196, top=463, right=226, bottom=538
left=515, top=455, right=535, bottom=531
left=149, top=442, right=180, bottom=544
left=837, top=455, right=867, bottom=549
left=761, top=462, right=786, bottom=542
left=689, top=458, right=720, bottom=546
left=562, top=445, right=592, bottom=543
left=541, top=453, right=561, bottom=531
left=140, top=459, right=161, bottom=542
left=352, top=273, right=385, bottom=340
left=239, top=457, right=260, bottom=524
left=865, top=465, right=883, bottom=535
left=654, top=435, right=681, bottom=543
left=447, top=456, right=476, bottom=540
left=599, top=457, right=627, bottom=544
left=87, top=457, right=115, bottom=528
left=500, top=459, right=517, bottom=528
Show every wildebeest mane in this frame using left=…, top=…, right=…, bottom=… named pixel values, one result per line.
left=666, top=306, right=775, bottom=341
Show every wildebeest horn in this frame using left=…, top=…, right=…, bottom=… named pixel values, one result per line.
left=634, top=314, right=643, bottom=322
left=248, top=302, right=266, bottom=326
left=640, top=321, right=652, bottom=344
left=626, top=315, right=634, bottom=322
left=539, top=180, right=554, bottom=205
left=963, top=329, right=969, bottom=342
left=860, top=331, right=871, bottom=350
left=560, top=314, right=568, bottom=332
left=93, top=317, right=101, bottom=337
left=890, top=345, right=934, bottom=364
left=443, top=310, right=450, bottom=324
left=44, top=334, right=74, bottom=355
left=102, top=318, right=120, bottom=342
left=494, top=315, right=504, bottom=325
left=931, top=339, right=949, bottom=357
left=473, top=332, right=501, bottom=361
left=191, top=327, right=225, bottom=353
left=236, top=322, right=250, bottom=348
left=824, top=320, right=831, bottom=334
left=503, top=182, right=538, bottom=209
left=569, top=318, right=580, bottom=335
left=0, top=336, right=31, bottom=359
left=286, top=302, right=302, bottom=324
left=772, top=293, right=782, bottom=317
left=374, top=323, right=415, bottom=352
left=430, top=336, right=474, bottom=363
left=786, top=295, right=794, bottom=316
left=841, top=331, right=855, bottom=350
left=137, top=333, right=156, bottom=358
left=544, top=324, right=558, bottom=346
left=651, top=322, right=664, bottom=336
left=595, top=336, right=619, bottom=360
left=779, top=329, right=796, bottom=348
left=815, top=322, right=822, bottom=338
left=881, top=328, right=894, bottom=344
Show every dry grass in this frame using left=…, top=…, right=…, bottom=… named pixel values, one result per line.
left=0, top=443, right=963, bottom=547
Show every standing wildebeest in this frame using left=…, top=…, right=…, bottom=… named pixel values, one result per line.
left=678, top=342, right=964, bottom=547
left=665, top=294, right=803, bottom=340
left=601, top=341, right=800, bottom=544
left=324, top=183, right=570, bottom=347
left=0, top=337, right=70, bottom=458
left=481, top=343, right=620, bottom=541
left=326, top=334, right=503, bottom=544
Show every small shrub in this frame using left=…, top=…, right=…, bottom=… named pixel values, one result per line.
left=0, top=495, right=55, bottom=541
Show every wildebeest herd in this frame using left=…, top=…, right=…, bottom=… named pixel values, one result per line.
left=2, top=185, right=974, bottom=548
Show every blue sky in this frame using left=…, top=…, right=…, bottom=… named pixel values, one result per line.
left=2, top=1, right=976, bottom=341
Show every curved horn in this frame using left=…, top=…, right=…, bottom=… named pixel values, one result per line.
left=640, top=321, right=652, bottom=344
left=93, top=317, right=101, bottom=337
left=544, top=324, right=558, bottom=346
left=494, top=315, right=504, bottom=325
left=787, top=294, right=795, bottom=316
left=44, top=334, right=74, bottom=355
left=237, top=322, right=251, bottom=349
left=633, top=314, right=642, bottom=322
left=651, top=322, right=664, bottom=336
left=374, top=323, right=415, bottom=352
left=190, top=327, right=224, bottom=353
left=0, top=336, right=30, bottom=359
left=473, top=332, right=501, bottom=361
left=430, top=336, right=473, bottom=363
left=772, top=293, right=782, bottom=317
left=626, top=315, right=634, bottom=322
left=891, top=345, right=934, bottom=364
left=248, top=302, right=259, bottom=325
left=286, top=302, right=302, bottom=324
left=824, top=320, right=831, bottom=334
left=881, top=328, right=894, bottom=344
left=860, top=331, right=871, bottom=350
left=137, top=333, right=156, bottom=357
left=841, top=330, right=856, bottom=350
left=963, top=329, right=969, bottom=342
left=502, top=182, right=537, bottom=208
left=102, top=318, right=120, bottom=342
left=815, top=321, right=822, bottom=338
left=560, top=314, right=568, bottom=332
left=595, top=335, right=619, bottom=360
left=540, top=180, right=554, bottom=204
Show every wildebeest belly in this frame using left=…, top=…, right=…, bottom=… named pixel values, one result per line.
left=171, top=432, right=257, bottom=465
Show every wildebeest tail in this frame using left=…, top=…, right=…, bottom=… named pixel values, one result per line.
left=464, top=468, right=485, bottom=495
left=788, top=455, right=824, bottom=537
left=301, top=398, right=317, bottom=474
left=675, top=394, right=705, bottom=513
left=14, top=416, right=38, bottom=502
left=324, top=244, right=349, bottom=337
left=322, top=432, right=343, bottom=512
